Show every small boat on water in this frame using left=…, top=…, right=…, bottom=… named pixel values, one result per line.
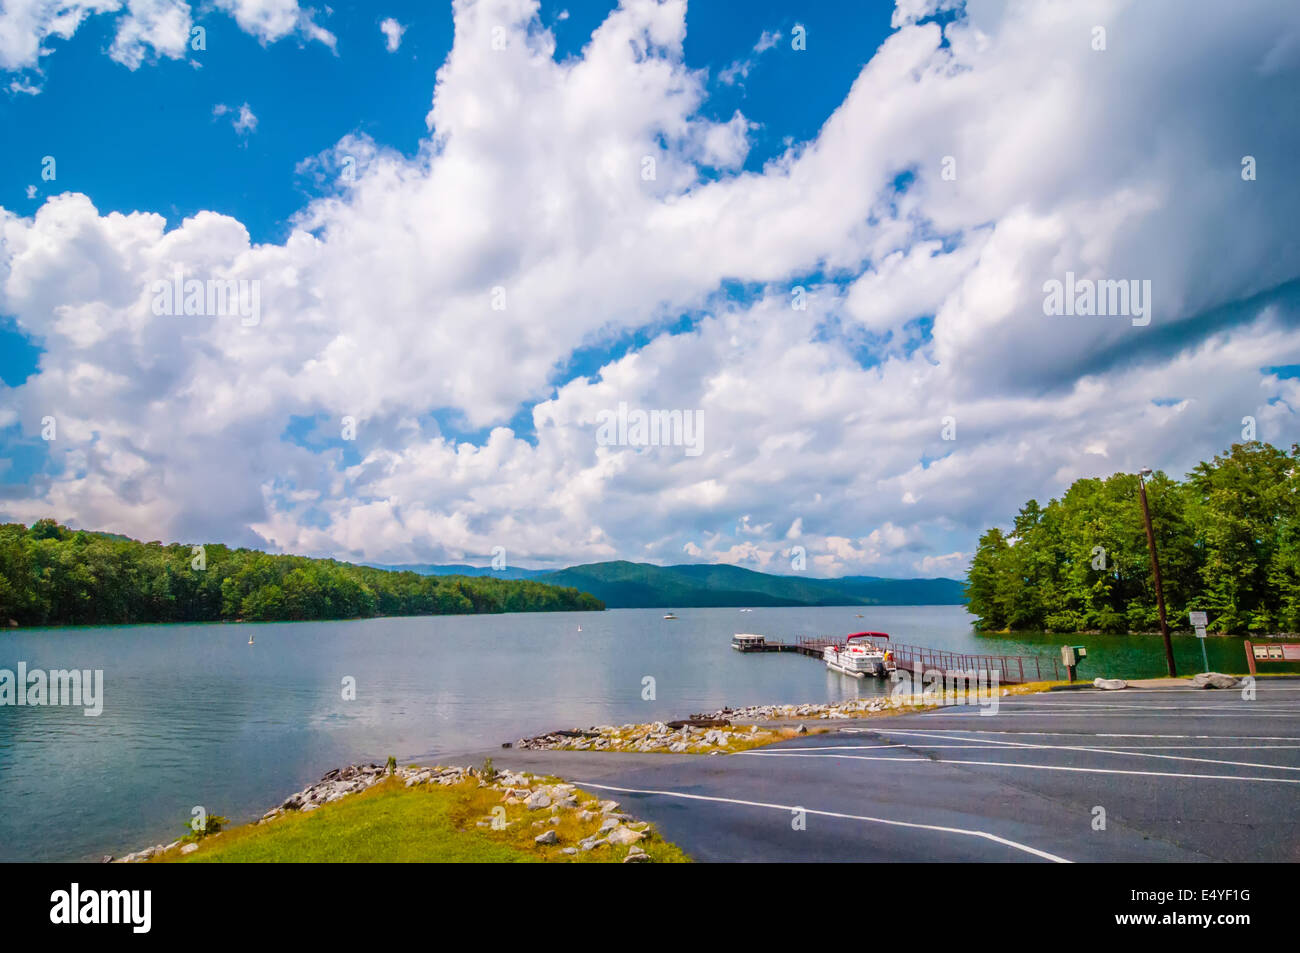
left=731, top=633, right=765, bottom=650
left=823, top=631, right=895, bottom=678
left=248, top=635, right=255, bottom=645
left=663, top=612, right=678, bottom=620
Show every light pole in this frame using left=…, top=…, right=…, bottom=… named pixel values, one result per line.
left=1138, top=467, right=1176, bottom=677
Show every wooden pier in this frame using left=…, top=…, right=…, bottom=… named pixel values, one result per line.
left=734, top=635, right=1062, bottom=684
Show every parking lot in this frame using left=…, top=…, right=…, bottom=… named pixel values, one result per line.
left=484, top=683, right=1300, bottom=862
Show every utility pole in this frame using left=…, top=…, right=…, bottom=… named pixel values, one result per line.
left=1139, top=467, right=1176, bottom=677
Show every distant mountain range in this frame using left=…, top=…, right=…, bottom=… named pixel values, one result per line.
left=371, top=559, right=967, bottom=608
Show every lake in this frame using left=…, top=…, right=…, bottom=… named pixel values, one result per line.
left=0, top=605, right=1259, bottom=861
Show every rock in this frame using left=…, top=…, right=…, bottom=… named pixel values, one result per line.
left=795, top=723, right=808, bottom=734
left=598, top=800, right=620, bottom=814
left=1191, top=672, right=1241, bottom=689
left=560, top=847, right=578, bottom=855
left=1093, top=678, right=1127, bottom=690
left=101, top=855, right=113, bottom=864
left=607, top=826, right=645, bottom=846
left=534, top=830, right=558, bottom=845
left=180, top=843, right=198, bottom=855
left=623, top=850, right=651, bottom=862
left=525, top=791, right=552, bottom=810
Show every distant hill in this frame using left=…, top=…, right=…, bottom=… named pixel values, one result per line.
left=381, top=559, right=966, bottom=608
left=370, top=563, right=549, bottom=581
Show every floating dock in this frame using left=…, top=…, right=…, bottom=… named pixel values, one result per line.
left=733, top=634, right=1063, bottom=684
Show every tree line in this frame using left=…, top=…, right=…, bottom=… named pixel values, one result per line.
left=965, top=442, right=1300, bottom=635
left=0, top=520, right=604, bottom=627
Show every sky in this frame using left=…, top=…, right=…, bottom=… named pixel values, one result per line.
left=0, top=0, right=1297, bottom=578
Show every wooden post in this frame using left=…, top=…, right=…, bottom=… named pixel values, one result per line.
left=1245, top=640, right=1256, bottom=676
left=1139, top=473, right=1176, bottom=677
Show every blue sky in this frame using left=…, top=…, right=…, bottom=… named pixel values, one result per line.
left=1, top=0, right=1297, bottom=576
left=0, top=1, right=884, bottom=245
left=1, top=0, right=891, bottom=443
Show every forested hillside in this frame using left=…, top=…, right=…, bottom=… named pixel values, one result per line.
left=537, top=561, right=966, bottom=607
left=0, top=520, right=603, bottom=627
left=965, top=442, right=1300, bottom=634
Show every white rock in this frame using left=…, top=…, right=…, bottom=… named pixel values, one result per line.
left=180, top=843, right=198, bottom=855
left=1191, top=672, right=1241, bottom=689
left=607, top=826, right=644, bottom=846
left=534, top=830, right=558, bottom=845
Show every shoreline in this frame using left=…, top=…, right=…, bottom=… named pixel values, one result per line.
left=111, top=761, right=682, bottom=864
left=98, top=670, right=1279, bottom=863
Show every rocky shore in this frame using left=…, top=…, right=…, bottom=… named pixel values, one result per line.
left=110, top=761, right=659, bottom=863
left=512, top=696, right=908, bottom=754
left=512, top=720, right=782, bottom=753
left=690, top=696, right=900, bottom=721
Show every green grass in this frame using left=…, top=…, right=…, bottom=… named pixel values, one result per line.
left=158, top=776, right=690, bottom=863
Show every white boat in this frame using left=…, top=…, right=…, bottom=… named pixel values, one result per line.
left=663, top=612, right=678, bottom=620
left=731, top=633, right=765, bottom=651
left=823, top=632, right=895, bottom=678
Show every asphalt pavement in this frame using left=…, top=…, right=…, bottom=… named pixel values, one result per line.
left=459, top=683, right=1300, bottom=862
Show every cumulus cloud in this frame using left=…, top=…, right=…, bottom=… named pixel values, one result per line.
left=718, top=27, right=781, bottom=85
left=379, top=16, right=404, bottom=52
left=0, top=0, right=333, bottom=75
left=1, top=0, right=1298, bottom=578
left=213, top=101, right=258, bottom=137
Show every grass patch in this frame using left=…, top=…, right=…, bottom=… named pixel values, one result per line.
left=155, top=775, right=690, bottom=864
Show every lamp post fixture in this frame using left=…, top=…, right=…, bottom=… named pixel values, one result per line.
left=1138, top=467, right=1176, bottom=677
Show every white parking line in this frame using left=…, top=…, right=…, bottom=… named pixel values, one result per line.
left=841, top=729, right=1300, bottom=741
left=1016, top=688, right=1300, bottom=696
left=877, top=729, right=1300, bottom=772
left=570, top=779, right=1072, bottom=863
left=977, top=696, right=1289, bottom=707
left=920, top=710, right=1300, bottom=717
left=739, top=750, right=1300, bottom=783
left=782, top=742, right=1300, bottom=751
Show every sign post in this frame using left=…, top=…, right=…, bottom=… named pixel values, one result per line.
left=1189, top=611, right=1209, bottom=673
left=1245, top=639, right=1300, bottom=675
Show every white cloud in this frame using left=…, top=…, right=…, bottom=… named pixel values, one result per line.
left=212, top=102, right=258, bottom=139
left=719, top=27, right=781, bottom=85
left=0, top=0, right=333, bottom=75
left=379, top=16, right=404, bottom=53
left=1, top=0, right=1298, bottom=577
left=109, top=0, right=191, bottom=69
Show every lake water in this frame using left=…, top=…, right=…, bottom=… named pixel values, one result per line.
left=0, top=605, right=1262, bottom=861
